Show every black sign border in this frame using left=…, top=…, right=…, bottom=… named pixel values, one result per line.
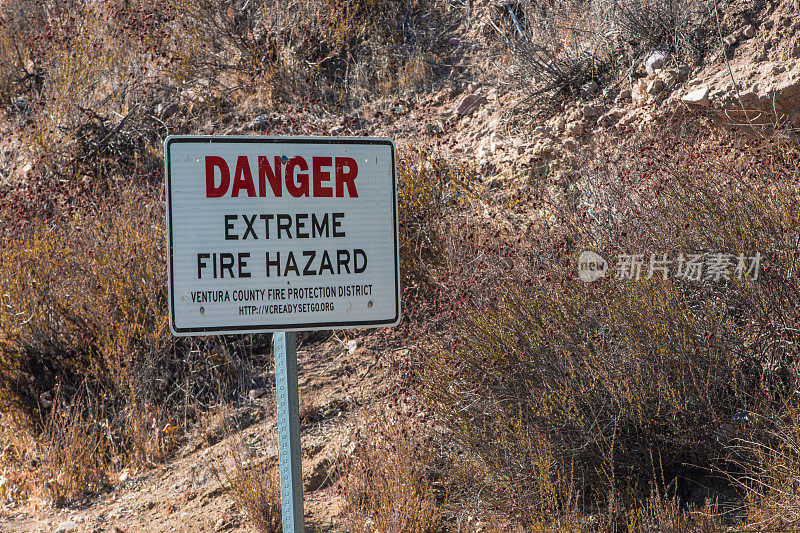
left=165, top=136, right=400, bottom=335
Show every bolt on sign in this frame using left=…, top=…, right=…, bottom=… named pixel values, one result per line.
left=165, top=136, right=401, bottom=335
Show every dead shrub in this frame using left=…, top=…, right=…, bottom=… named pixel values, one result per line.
left=426, top=278, right=750, bottom=523
left=397, top=145, right=477, bottom=306
left=213, top=435, right=282, bottom=533
left=0, top=0, right=47, bottom=104
left=422, top=127, right=800, bottom=527
left=35, top=383, right=108, bottom=505
left=488, top=0, right=617, bottom=116
left=489, top=0, right=710, bottom=117
left=337, top=406, right=444, bottom=532
left=320, top=0, right=456, bottom=103
left=0, top=0, right=460, bottom=190
left=0, top=0, right=170, bottom=184
left=604, top=0, right=711, bottom=66
left=0, top=185, right=267, bottom=499
left=166, top=0, right=458, bottom=110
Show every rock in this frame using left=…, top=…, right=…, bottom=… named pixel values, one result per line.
left=180, top=87, right=205, bottom=104
left=615, top=88, right=631, bottom=104
left=248, top=388, right=265, bottom=400
left=561, top=138, right=577, bottom=152
left=723, top=34, right=738, bottom=47
left=681, top=86, right=711, bottom=107
left=489, top=132, right=506, bottom=153
left=53, top=521, right=78, bottom=533
left=552, top=116, right=566, bottom=133
left=347, top=339, right=359, bottom=354
left=486, top=175, right=506, bottom=189
left=12, top=96, right=28, bottom=112
left=392, top=101, right=408, bottom=115
left=659, top=69, right=680, bottom=87
left=518, top=153, right=535, bottom=167
left=565, top=121, right=584, bottom=136
left=581, top=103, right=604, bottom=118
left=304, top=456, right=331, bottom=492
left=645, top=51, right=669, bottom=74
left=597, top=108, right=626, bottom=128
left=647, top=78, right=664, bottom=95
left=742, top=25, right=755, bottom=39
left=454, top=94, right=487, bottom=115
left=160, top=103, right=179, bottom=119
left=39, top=391, right=52, bottom=409
left=632, top=79, right=648, bottom=105
left=581, top=80, right=599, bottom=96
left=532, top=138, right=556, bottom=157
left=616, top=109, right=643, bottom=130
left=250, top=115, right=269, bottom=131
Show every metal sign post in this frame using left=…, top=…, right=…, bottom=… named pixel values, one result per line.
left=164, top=136, right=401, bottom=533
left=273, top=331, right=304, bottom=532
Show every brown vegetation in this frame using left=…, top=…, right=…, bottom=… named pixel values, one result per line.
left=337, top=406, right=444, bottom=533
left=213, top=435, right=283, bottom=533
left=1, top=0, right=800, bottom=531
left=419, top=127, right=800, bottom=529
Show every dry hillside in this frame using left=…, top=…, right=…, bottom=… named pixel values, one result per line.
left=1, top=0, right=800, bottom=531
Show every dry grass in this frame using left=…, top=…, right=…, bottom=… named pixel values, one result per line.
left=0, top=0, right=167, bottom=184
left=299, top=389, right=321, bottom=425
left=213, top=436, right=282, bottom=533
left=416, top=127, right=800, bottom=529
left=397, top=145, right=479, bottom=308
left=734, top=412, right=800, bottom=531
left=153, top=0, right=456, bottom=109
left=337, top=406, right=444, bottom=533
left=35, top=384, right=108, bottom=505
left=0, top=2, right=798, bottom=531
left=0, top=0, right=462, bottom=191
left=488, top=0, right=711, bottom=118
left=0, top=184, right=267, bottom=501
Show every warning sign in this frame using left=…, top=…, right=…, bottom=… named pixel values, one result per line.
left=165, top=136, right=400, bottom=335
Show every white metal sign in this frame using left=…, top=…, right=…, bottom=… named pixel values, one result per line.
left=165, top=136, right=400, bottom=335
